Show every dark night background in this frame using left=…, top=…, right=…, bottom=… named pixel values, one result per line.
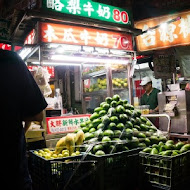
left=1, top=0, right=190, bottom=21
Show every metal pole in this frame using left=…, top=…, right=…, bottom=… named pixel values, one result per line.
left=127, top=63, right=133, bottom=105
left=106, top=65, right=113, bottom=97
left=39, top=45, right=42, bottom=66
left=173, top=73, right=176, bottom=84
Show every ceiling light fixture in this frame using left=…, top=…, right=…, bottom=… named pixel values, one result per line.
left=51, top=55, right=129, bottom=65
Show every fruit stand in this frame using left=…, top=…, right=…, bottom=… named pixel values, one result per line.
left=9, top=1, right=190, bottom=189
left=29, top=94, right=190, bottom=190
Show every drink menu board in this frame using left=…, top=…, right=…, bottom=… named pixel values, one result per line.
left=153, top=48, right=176, bottom=79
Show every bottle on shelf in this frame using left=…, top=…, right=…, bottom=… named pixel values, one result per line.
left=54, top=88, right=63, bottom=115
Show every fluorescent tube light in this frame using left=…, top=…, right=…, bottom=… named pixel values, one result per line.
left=51, top=55, right=129, bottom=65
left=31, top=61, right=81, bottom=66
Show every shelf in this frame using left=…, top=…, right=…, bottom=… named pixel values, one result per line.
left=82, top=69, right=106, bottom=79
left=83, top=89, right=107, bottom=96
left=83, top=88, right=128, bottom=96
left=113, top=88, right=128, bottom=91
left=82, top=68, right=127, bottom=79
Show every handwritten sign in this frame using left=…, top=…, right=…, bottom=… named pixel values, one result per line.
left=46, top=114, right=91, bottom=134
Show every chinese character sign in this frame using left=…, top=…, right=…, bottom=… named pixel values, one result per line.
left=43, top=0, right=131, bottom=25
left=39, top=22, right=133, bottom=50
left=46, top=114, right=91, bottom=134
left=135, top=10, right=190, bottom=52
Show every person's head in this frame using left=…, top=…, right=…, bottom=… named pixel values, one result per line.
left=140, top=76, right=153, bottom=93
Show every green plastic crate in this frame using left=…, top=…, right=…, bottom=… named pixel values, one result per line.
left=139, top=150, right=190, bottom=190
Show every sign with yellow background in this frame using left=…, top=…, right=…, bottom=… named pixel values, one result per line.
left=135, top=10, right=190, bottom=52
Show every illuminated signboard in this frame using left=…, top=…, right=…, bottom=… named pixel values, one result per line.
left=46, top=114, right=90, bottom=134
left=135, top=10, right=190, bottom=52
left=42, top=0, right=131, bottom=25
left=0, top=43, right=22, bottom=51
left=24, top=29, right=36, bottom=45
left=39, top=22, right=133, bottom=50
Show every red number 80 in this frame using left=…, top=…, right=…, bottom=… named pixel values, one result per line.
left=113, top=9, right=129, bottom=24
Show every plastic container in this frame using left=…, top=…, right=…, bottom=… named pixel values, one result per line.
left=86, top=147, right=143, bottom=190
left=29, top=150, right=97, bottom=190
left=139, top=150, right=190, bottom=190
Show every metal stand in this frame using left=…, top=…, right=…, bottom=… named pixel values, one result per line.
left=142, top=113, right=190, bottom=141
left=142, top=113, right=171, bottom=138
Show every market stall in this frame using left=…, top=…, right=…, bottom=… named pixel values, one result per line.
left=13, top=0, right=142, bottom=146
left=135, top=9, right=190, bottom=140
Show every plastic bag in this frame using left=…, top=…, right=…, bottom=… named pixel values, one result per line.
left=33, top=66, right=52, bottom=97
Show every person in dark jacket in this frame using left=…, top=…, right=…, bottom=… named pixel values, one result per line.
left=0, top=49, right=47, bottom=190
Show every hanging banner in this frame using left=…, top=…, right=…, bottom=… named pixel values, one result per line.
left=46, top=114, right=90, bottom=134
left=42, top=0, right=132, bottom=25
left=39, top=22, right=133, bottom=50
left=28, top=65, right=55, bottom=78
left=135, top=10, right=190, bottom=52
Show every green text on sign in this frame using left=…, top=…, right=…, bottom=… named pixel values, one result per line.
left=43, top=0, right=132, bottom=25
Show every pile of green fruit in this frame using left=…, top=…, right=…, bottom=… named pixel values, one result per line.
left=142, top=139, right=190, bottom=156
left=79, top=94, right=167, bottom=156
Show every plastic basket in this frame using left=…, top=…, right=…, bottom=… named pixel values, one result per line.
left=139, top=150, right=190, bottom=190
left=86, top=146, right=143, bottom=190
left=29, top=150, right=97, bottom=190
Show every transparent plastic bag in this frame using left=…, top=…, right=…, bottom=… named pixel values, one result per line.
left=33, top=66, right=52, bottom=97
